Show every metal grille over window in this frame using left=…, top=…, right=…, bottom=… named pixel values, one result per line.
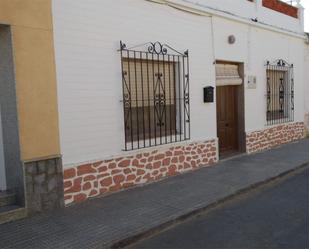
left=119, top=41, right=190, bottom=151
left=266, top=59, right=294, bottom=125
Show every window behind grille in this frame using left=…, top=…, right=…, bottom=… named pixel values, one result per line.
left=120, top=41, right=190, bottom=151
left=266, top=60, right=294, bottom=125
left=122, top=59, right=177, bottom=142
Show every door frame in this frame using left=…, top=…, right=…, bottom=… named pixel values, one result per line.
left=0, top=25, right=24, bottom=203
left=215, top=60, right=246, bottom=158
left=0, top=106, right=6, bottom=191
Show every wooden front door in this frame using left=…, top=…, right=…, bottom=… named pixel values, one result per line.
left=216, top=85, right=239, bottom=155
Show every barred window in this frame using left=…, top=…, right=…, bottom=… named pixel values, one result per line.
left=266, top=59, right=294, bottom=125
left=120, top=41, right=190, bottom=151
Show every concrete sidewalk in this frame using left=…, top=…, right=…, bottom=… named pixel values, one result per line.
left=0, top=139, right=309, bottom=249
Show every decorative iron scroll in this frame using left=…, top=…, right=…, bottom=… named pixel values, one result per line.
left=119, top=41, right=190, bottom=151
left=148, top=42, right=167, bottom=55
left=266, top=59, right=294, bottom=125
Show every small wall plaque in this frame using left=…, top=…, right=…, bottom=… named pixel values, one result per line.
left=247, top=75, right=257, bottom=89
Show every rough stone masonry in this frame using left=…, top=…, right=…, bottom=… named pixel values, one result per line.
left=24, top=157, right=64, bottom=214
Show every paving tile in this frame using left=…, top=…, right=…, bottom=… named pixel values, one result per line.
left=0, top=139, right=309, bottom=249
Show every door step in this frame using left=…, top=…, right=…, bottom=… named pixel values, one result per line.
left=0, top=191, right=16, bottom=207
left=0, top=205, right=27, bottom=225
left=0, top=191, right=27, bottom=224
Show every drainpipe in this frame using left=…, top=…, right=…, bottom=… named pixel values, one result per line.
left=255, top=0, right=263, bottom=14
left=296, top=0, right=305, bottom=32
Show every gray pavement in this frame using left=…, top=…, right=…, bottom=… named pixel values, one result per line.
left=133, top=164, right=309, bottom=249
left=0, top=139, right=309, bottom=249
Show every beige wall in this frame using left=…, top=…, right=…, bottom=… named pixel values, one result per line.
left=305, top=114, right=309, bottom=137
left=0, top=0, right=60, bottom=161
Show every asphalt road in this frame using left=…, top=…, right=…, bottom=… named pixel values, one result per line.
left=132, top=167, right=309, bottom=249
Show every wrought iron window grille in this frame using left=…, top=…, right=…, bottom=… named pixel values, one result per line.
left=119, top=41, right=190, bottom=151
left=266, top=59, right=294, bottom=126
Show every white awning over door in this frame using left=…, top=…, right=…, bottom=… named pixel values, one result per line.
left=216, top=64, right=242, bottom=86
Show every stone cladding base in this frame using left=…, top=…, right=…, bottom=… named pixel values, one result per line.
left=246, top=122, right=304, bottom=154
left=63, top=140, right=218, bottom=206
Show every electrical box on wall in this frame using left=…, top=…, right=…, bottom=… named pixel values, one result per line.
left=247, top=75, right=257, bottom=89
left=204, top=86, right=214, bottom=103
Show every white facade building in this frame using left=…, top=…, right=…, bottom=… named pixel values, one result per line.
left=51, top=0, right=307, bottom=205
left=305, top=37, right=309, bottom=135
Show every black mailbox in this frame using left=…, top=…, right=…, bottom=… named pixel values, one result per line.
left=204, top=86, right=214, bottom=103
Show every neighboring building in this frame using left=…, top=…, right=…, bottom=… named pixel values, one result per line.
left=0, top=0, right=307, bottom=221
left=305, top=33, right=309, bottom=136
left=0, top=0, right=63, bottom=222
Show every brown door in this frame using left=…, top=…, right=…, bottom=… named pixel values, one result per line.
left=216, top=85, right=239, bottom=155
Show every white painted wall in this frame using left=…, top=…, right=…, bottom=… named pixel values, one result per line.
left=212, top=17, right=304, bottom=132
left=0, top=106, right=6, bottom=190
left=53, top=0, right=306, bottom=167
left=153, top=0, right=304, bottom=34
